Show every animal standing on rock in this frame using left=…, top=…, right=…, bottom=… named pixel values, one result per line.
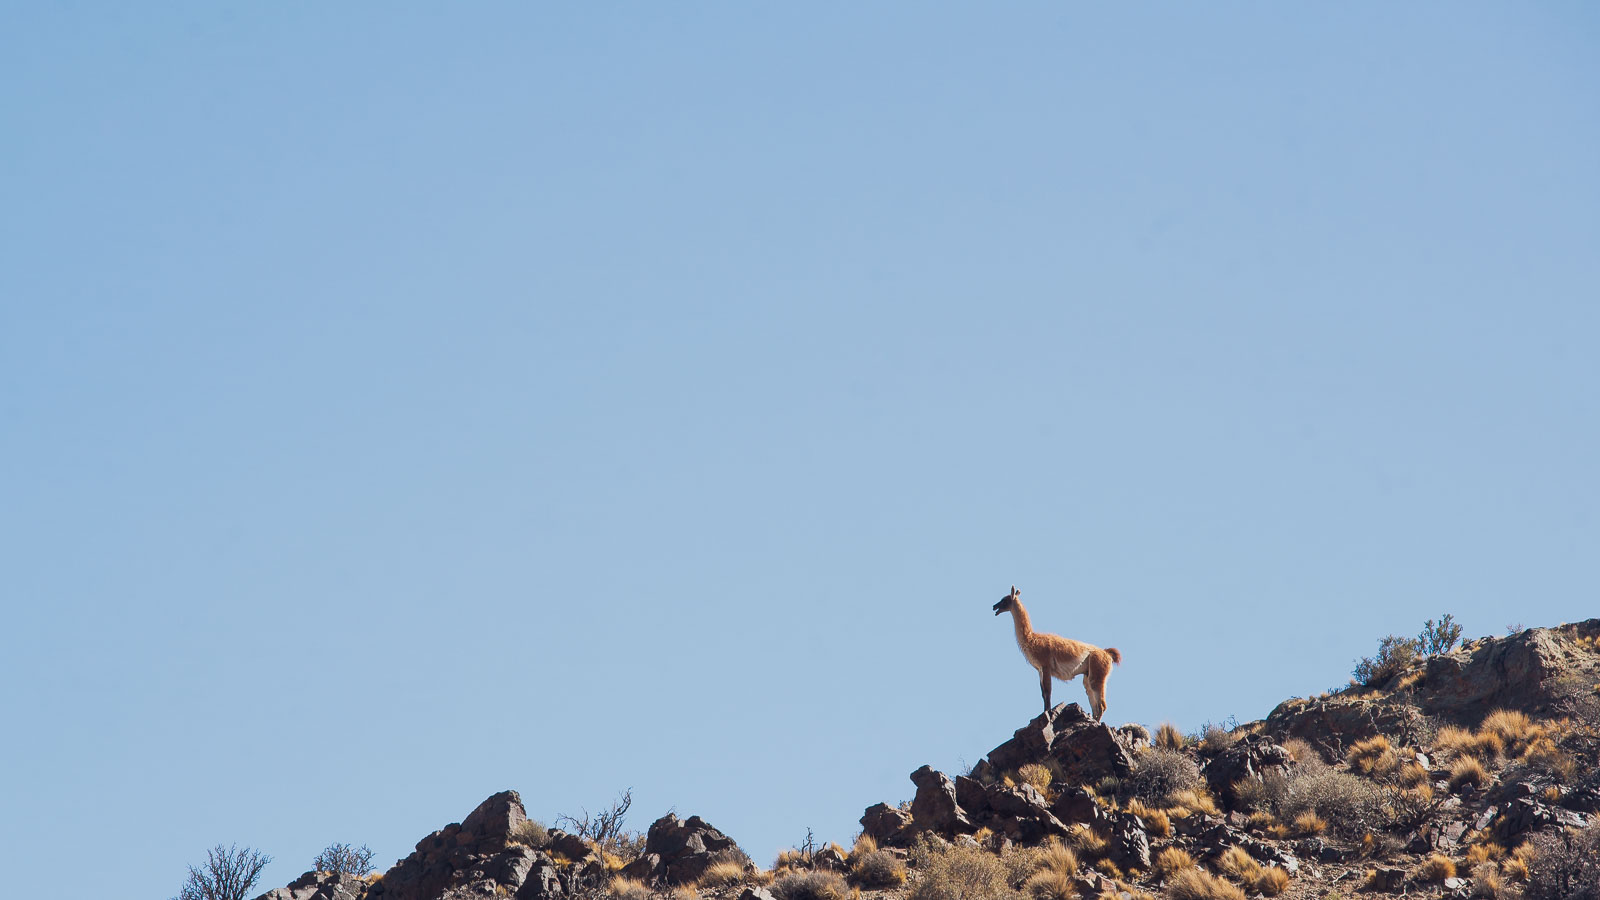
left=993, top=585, right=1121, bottom=720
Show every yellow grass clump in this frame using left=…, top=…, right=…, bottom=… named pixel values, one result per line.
left=607, top=877, right=651, bottom=900
left=1023, top=867, right=1075, bottom=900
left=701, top=861, right=747, bottom=887
left=1465, top=842, right=1505, bottom=864
left=1254, top=867, right=1289, bottom=897
left=1479, top=709, right=1543, bottom=752
left=1165, top=868, right=1247, bottom=900
left=1168, top=790, right=1221, bottom=818
left=1152, top=847, right=1196, bottom=881
left=1347, top=735, right=1400, bottom=778
left=1066, top=826, right=1108, bottom=858
left=1017, top=763, right=1054, bottom=794
left=1214, top=846, right=1261, bottom=883
left=1418, top=854, right=1455, bottom=882
left=1449, top=756, right=1490, bottom=791
left=1156, top=722, right=1185, bottom=750
left=1397, top=761, right=1431, bottom=789
left=1292, top=812, right=1327, bottom=836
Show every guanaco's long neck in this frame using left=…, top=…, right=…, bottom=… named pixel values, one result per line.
left=1010, top=601, right=1035, bottom=650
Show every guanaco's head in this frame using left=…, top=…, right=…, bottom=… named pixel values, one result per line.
left=992, top=585, right=1020, bottom=616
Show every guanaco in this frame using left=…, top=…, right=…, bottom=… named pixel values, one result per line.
left=992, top=585, right=1121, bottom=720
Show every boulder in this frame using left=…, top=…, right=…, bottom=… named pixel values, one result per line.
left=367, top=791, right=551, bottom=900
left=461, top=791, right=528, bottom=842
left=909, top=766, right=975, bottom=835
left=986, top=705, right=1080, bottom=772
left=859, top=803, right=913, bottom=846
left=636, top=814, right=749, bottom=885
left=1202, top=736, right=1293, bottom=810
left=1047, top=717, right=1133, bottom=785
left=1417, top=621, right=1600, bottom=724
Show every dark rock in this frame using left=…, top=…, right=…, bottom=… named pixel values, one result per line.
left=1368, top=867, right=1406, bottom=892
left=1050, top=787, right=1108, bottom=828
left=517, top=863, right=563, bottom=900
left=985, top=705, right=1072, bottom=773
left=1047, top=717, right=1134, bottom=786
left=813, top=846, right=847, bottom=871
left=254, top=871, right=367, bottom=900
left=543, top=831, right=591, bottom=863
left=1115, top=723, right=1151, bottom=753
left=461, top=791, right=528, bottom=842
left=1202, top=736, right=1293, bottom=810
left=738, top=889, right=778, bottom=900
left=910, top=766, right=975, bottom=835
left=954, top=776, right=989, bottom=817
left=1101, top=812, right=1150, bottom=870
left=860, top=803, right=913, bottom=846
left=1496, top=797, right=1589, bottom=841
left=618, top=854, right=663, bottom=884
left=978, top=783, right=1070, bottom=843
left=638, top=814, right=750, bottom=885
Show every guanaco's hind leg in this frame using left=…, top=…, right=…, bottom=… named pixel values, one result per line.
left=1039, top=668, right=1052, bottom=712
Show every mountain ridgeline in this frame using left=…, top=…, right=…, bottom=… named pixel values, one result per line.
left=248, top=620, right=1600, bottom=900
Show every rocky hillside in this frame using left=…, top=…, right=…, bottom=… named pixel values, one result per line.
left=251, top=620, right=1600, bottom=900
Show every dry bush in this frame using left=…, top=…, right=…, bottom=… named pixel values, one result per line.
left=702, top=860, right=747, bottom=887
left=1419, top=854, right=1456, bottom=882
left=1152, top=848, right=1196, bottom=881
left=1519, top=737, right=1578, bottom=781
left=1523, top=822, right=1600, bottom=900
left=850, top=851, right=906, bottom=889
left=773, top=870, right=851, bottom=900
left=1254, top=867, right=1289, bottom=897
left=909, top=840, right=1019, bottom=900
left=850, top=835, right=877, bottom=859
left=1276, top=770, right=1391, bottom=837
left=1450, top=756, right=1491, bottom=791
left=1199, top=725, right=1237, bottom=755
left=1165, top=868, right=1246, bottom=900
left=607, top=877, right=651, bottom=900
left=1281, top=738, right=1316, bottom=764
left=1353, top=634, right=1420, bottom=687
left=1155, top=723, right=1185, bottom=751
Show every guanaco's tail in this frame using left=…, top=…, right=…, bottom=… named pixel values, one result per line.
left=1106, top=647, right=1122, bottom=665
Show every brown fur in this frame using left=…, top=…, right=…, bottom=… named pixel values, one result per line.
left=993, top=586, right=1120, bottom=720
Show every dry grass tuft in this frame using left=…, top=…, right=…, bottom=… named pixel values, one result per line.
left=1023, top=867, right=1075, bottom=900
left=1418, top=854, right=1456, bottom=882
left=773, top=870, right=850, bottom=900
left=1168, top=789, right=1221, bottom=818
left=849, top=834, right=877, bottom=859
left=1253, top=867, right=1289, bottom=897
left=1449, top=756, right=1491, bottom=791
left=1471, top=862, right=1505, bottom=898
left=1347, top=736, right=1400, bottom=778
left=1165, top=868, right=1247, bottom=900
left=1291, top=811, right=1327, bottom=836
left=702, top=861, right=747, bottom=887
left=1152, top=848, right=1196, bottom=881
left=1199, top=725, right=1237, bottom=755
left=608, top=877, right=651, bottom=900
left=1035, top=840, right=1078, bottom=879
left=1092, top=859, right=1120, bottom=879
left=1155, top=722, right=1185, bottom=750
left=1017, top=763, right=1054, bottom=794
left=1398, top=761, right=1431, bottom=789
left=849, top=851, right=906, bottom=889
left=1281, top=738, right=1316, bottom=764
left=670, top=885, right=698, bottom=900
left=1465, top=842, right=1505, bottom=864
left=1065, top=826, right=1108, bottom=858
left=1213, top=847, right=1261, bottom=883
left=1479, top=709, right=1542, bottom=752
left=510, top=820, right=550, bottom=848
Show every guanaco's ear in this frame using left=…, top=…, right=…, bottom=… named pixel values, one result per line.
left=1010, top=585, right=1019, bottom=597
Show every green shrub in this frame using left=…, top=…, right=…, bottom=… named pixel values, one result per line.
left=1418, top=614, right=1462, bottom=655
left=1353, top=635, right=1420, bottom=687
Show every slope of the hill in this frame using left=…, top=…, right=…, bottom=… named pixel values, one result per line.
left=250, top=620, right=1600, bottom=900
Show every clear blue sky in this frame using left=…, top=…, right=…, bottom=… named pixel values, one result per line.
left=2, top=5, right=1596, bottom=898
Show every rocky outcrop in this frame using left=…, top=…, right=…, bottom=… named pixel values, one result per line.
left=256, top=872, right=368, bottom=900
left=366, top=791, right=572, bottom=900
left=1417, top=620, right=1600, bottom=723
left=910, top=765, right=975, bottom=835
left=620, top=814, right=749, bottom=885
